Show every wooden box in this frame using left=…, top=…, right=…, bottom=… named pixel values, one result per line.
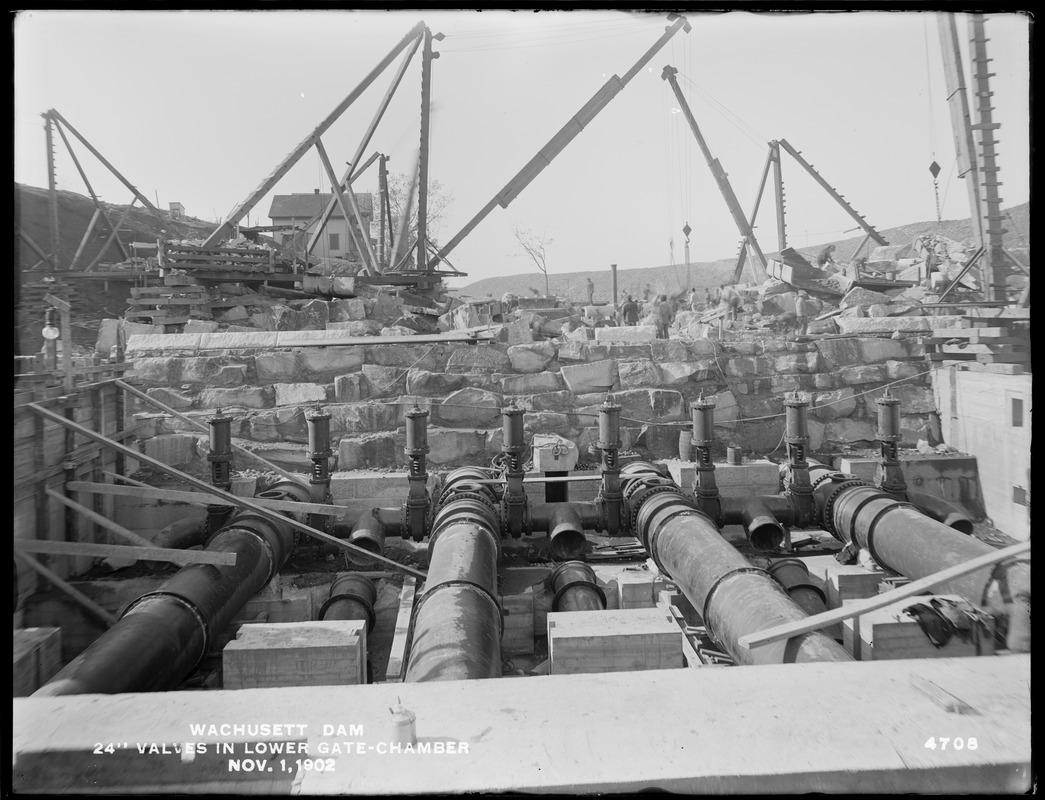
left=13, top=627, right=63, bottom=697
left=222, top=621, right=366, bottom=689
left=843, top=595, right=995, bottom=661
left=547, top=608, right=683, bottom=675
left=502, top=590, right=535, bottom=656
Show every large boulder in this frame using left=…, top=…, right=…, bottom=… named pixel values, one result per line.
left=507, top=341, right=557, bottom=373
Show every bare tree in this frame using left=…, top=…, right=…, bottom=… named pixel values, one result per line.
left=386, top=172, right=454, bottom=253
left=513, top=227, right=552, bottom=297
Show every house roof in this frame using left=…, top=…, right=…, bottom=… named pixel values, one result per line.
left=268, top=192, right=373, bottom=220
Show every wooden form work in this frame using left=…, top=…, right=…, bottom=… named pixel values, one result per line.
left=737, top=540, right=1030, bottom=651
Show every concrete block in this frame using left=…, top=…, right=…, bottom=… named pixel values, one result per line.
left=222, top=621, right=366, bottom=689
left=593, top=325, right=656, bottom=342
left=843, top=595, right=994, bottom=661
left=665, top=460, right=781, bottom=498
left=548, top=608, right=683, bottom=675
left=803, top=555, right=887, bottom=610
left=561, top=359, right=618, bottom=394
left=13, top=628, right=62, bottom=697
left=273, top=383, right=327, bottom=407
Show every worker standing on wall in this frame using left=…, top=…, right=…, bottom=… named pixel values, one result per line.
left=794, top=290, right=815, bottom=336
left=656, top=295, right=672, bottom=339
left=621, top=294, right=639, bottom=326
left=720, top=284, right=741, bottom=322
left=586, top=277, right=595, bottom=306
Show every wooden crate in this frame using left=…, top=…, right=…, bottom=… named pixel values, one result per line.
left=547, top=608, right=683, bottom=675
left=502, top=590, right=535, bottom=656
left=842, top=595, right=995, bottom=661
left=13, top=627, right=63, bottom=697
left=222, top=621, right=365, bottom=690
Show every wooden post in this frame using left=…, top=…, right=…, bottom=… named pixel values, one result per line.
left=417, top=27, right=435, bottom=272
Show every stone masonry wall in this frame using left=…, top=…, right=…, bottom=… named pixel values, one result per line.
left=123, top=327, right=939, bottom=475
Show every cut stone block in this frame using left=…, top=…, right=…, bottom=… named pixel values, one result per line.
left=811, top=387, right=857, bottom=420
left=273, top=383, right=327, bottom=407
left=561, top=359, right=618, bottom=394
left=835, top=315, right=967, bottom=334
left=507, top=341, right=557, bottom=373
left=548, top=608, right=683, bottom=675
left=593, top=325, right=656, bottom=342
left=197, top=387, right=271, bottom=410
left=500, top=371, right=564, bottom=396
left=446, top=345, right=511, bottom=372
left=222, top=621, right=366, bottom=689
left=144, top=387, right=194, bottom=412
left=142, top=434, right=197, bottom=467
left=617, top=360, right=661, bottom=389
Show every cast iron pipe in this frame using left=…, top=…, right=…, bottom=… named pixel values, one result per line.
left=34, top=481, right=310, bottom=696
left=319, top=574, right=377, bottom=633
left=766, top=558, right=827, bottom=618
left=903, top=491, right=974, bottom=535
left=814, top=474, right=1030, bottom=652
left=550, top=561, right=606, bottom=613
left=626, top=463, right=852, bottom=665
left=343, top=510, right=387, bottom=568
left=405, top=470, right=503, bottom=682
left=737, top=496, right=786, bottom=552
left=546, top=503, right=587, bottom=560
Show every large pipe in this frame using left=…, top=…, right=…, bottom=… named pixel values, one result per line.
left=814, top=475, right=1030, bottom=652
left=404, top=470, right=503, bottom=682
left=34, top=481, right=310, bottom=696
left=551, top=561, right=606, bottom=613
left=738, top=496, right=786, bottom=552
left=625, top=463, right=851, bottom=665
left=904, top=490, right=974, bottom=535
left=344, top=511, right=386, bottom=568
left=319, top=574, right=377, bottom=633
left=547, top=503, right=587, bottom=561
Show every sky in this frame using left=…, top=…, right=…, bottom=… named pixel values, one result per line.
left=14, top=10, right=1031, bottom=289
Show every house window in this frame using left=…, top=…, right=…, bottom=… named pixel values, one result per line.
left=1012, top=397, right=1024, bottom=428
left=329, top=233, right=340, bottom=251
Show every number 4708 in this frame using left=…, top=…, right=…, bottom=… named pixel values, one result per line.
left=925, top=737, right=978, bottom=750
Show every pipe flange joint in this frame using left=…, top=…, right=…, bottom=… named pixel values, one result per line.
left=551, top=580, right=607, bottom=613
left=318, top=593, right=377, bottom=632
left=820, top=478, right=870, bottom=539
left=413, top=580, right=505, bottom=637
left=700, top=567, right=770, bottom=644
left=122, top=591, right=210, bottom=671
left=500, top=493, right=528, bottom=538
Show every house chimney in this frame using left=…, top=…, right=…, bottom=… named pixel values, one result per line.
left=314, top=188, right=320, bottom=194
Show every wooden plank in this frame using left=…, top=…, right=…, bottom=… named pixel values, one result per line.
left=14, top=538, right=237, bottom=567
left=383, top=576, right=416, bottom=682
left=909, top=673, right=976, bottom=714
left=501, top=590, right=535, bottom=656
left=278, top=332, right=495, bottom=347
left=44, top=488, right=155, bottom=548
left=14, top=553, right=118, bottom=626
left=976, top=352, right=1031, bottom=363
left=737, top=540, right=1029, bottom=651
left=65, top=481, right=343, bottom=517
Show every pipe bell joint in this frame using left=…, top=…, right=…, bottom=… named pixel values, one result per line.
left=318, top=574, right=378, bottom=633
left=550, top=561, right=606, bottom=612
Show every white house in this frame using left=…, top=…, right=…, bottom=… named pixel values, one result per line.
left=268, top=190, right=374, bottom=261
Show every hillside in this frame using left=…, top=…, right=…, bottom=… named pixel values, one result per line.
left=455, top=201, right=1030, bottom=302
